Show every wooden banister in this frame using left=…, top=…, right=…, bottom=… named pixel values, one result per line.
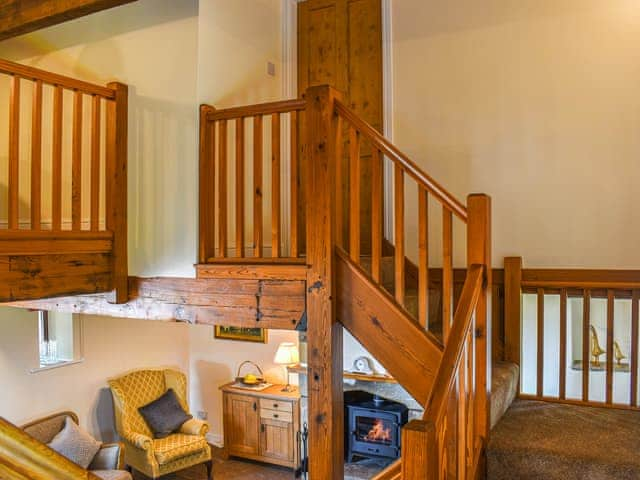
left=199, top=97, right=305, bottom=262
left=424, top=264, right=484, bottom=420
left=0, top=58, right=116, bottom=98
left=1, top=59, right=128, bottom=303
left=334, top=99, right=468, bottom=221
left=207, top=98, right=306, bottom=121
left=503, top=256, right=640, bottom=412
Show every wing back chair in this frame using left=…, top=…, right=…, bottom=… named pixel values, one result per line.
left=108, top=369, right=212, bottom=479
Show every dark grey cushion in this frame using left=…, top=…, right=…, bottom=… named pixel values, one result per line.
left=138, top=388, right=192, bottom=439
left=47, top=417, right=101, bottom=469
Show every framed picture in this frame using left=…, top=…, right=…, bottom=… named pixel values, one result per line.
left=214, top=326, right=268, bottom=343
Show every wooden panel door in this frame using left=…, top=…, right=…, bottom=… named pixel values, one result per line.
left=298, top=0, right=383, bottom=254
left=260, top=418, right=295, bottom=463
left=224, top=393, right=259, bottom=456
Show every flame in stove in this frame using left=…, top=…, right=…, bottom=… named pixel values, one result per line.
left=364, top=419, right=391, bottom=443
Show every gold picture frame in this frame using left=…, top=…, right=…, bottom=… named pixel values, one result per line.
left=214, top=326, right=268, bottom=343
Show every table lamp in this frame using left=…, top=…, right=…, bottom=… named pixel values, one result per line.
left=274, top=342, right=299, bottom=392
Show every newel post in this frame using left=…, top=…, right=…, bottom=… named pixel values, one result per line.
left=199, top=104, right=217, bottom=263
left=106, top=82, right=128, bottom=304
left=401, top=419, right=438, bottom=479
left=467, top=194, right=492, bottom=444
left=304, top=84, right=344, bottom=480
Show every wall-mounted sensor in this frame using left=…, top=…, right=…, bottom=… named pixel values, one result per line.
left=267, top=62, right=276, bottom=76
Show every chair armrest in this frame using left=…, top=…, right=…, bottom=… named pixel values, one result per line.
left=124, top=431, right=153, bottom=451
left=179, top=418, right=209, bottom=437
left=89, top=442, right=125, bottom=470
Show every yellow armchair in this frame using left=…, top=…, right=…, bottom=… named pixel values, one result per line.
left=108, top=369, right=212, bottom=479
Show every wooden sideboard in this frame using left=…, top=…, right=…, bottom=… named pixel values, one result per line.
left=220, top=383, right=300, bottom=469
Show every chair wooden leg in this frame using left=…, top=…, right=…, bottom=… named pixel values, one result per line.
left=205, top=459, right=214, bottom=479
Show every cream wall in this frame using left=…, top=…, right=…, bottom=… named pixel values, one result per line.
left=0, top=308, right=190, bottom=442
left=392, top=0, right=640, bottom=268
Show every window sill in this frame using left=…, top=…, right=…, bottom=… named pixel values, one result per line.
left=30, top=358, right=84, bottom=374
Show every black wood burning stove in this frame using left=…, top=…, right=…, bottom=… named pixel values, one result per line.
left=345, top=393, right=409, bottom=462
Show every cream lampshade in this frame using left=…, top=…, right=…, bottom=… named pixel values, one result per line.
left=274, top=342, right=299, bottom=392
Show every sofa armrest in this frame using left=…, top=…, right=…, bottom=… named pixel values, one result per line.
left=125, top=431, right=153, bottom=451
left=89, top=442, right=125, bottom=470
left=179, top=418, right=209, bottom=437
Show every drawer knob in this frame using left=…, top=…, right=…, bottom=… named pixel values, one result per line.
left=274, top=414, right=279, bottom=418
left=273, top=403, right=278, bottom=408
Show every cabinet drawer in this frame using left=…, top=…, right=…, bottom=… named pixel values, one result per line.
left=259, top=398, right=293, bottom=413
left=260, top=408, right=293, bottom=423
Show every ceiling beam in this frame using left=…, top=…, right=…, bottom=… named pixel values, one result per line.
left=0, top=0, right=138, bottom=41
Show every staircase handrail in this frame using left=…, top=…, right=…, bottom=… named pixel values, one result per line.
left=333, top=99, right=468, bottom=221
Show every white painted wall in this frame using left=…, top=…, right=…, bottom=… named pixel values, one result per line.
left=392, top=0, right=640, bottom=268
left=0, top=308, right=190, bottom=442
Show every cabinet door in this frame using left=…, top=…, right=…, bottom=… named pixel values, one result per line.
left=224, top=393, right=259, bottom=456
left=260, top=418, right=294, bottom=463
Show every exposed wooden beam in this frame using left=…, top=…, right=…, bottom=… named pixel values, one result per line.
left=4, top=276, right=306, bottom=329
left=0, top=0, right=138, bottom=41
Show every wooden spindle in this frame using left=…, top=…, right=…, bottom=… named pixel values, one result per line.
left=631, top=290, right=639, bottom=406
left=559, top=289, right=568, bottom=399
left=8, top=75, right=20, bottom=229
left=218, top=119, right=228, bottom=257
left=537, top=288, right=545, bottom=397
left=442, top=207, right=453, bottom=342
left=90, top=95, right=101, bottom=231
left=334, top=115, right=344, bottom=250
left=349, top=126, right=361, bottom=262
left=272, top=113, right=281, bottom=257
left=290, top=111, right=298, bottom=258
left=371, top=148, right=382, bottom=283
left=418, top=187, right=429, bottom=328
left=52, top=85, right=63, bottom=231
left=235, top=117, right=245, bottom=257
left=606, top=289, right=614, bottom=404
left=394, top=164, right=405, bottom=305
left=72, top=90, right=83, bottom=231
left=582, top=290, right=591, bottom=402
left=457, top=353, right=467, bottom=477
left=31, top=80, right=43, bottom=230
left=253, top=116, right=263, bottom=257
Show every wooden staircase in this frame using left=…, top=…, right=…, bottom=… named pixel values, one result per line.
left=199, top=84, right=492, bottom=479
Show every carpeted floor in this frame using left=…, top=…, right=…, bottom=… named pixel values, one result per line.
left=488, top=399, right=640, bottom=480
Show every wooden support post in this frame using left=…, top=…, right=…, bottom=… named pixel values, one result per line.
left=304, top=84, right=344, bottom=480
left=467, top=194, right=492, bottom=446
left=504, top=257, right=522, bottom=367
left=106, top=82, right=128, bottom=303
left=199, top=105, right=216, bottom=263
left=401, top=419, right=437, bottom=480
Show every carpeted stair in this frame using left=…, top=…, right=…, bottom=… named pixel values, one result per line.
left=488, top=400, right=640, bottom=479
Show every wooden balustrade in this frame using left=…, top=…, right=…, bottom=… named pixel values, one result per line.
left=0, top=58, right=128, bottom=303
left=403, top=265, right=485, bottom=479
left=333, top=98, right=470, bottom=342
left=199, top=99, right=305, bottom=263
left=504, top=257, right=640, bottom=410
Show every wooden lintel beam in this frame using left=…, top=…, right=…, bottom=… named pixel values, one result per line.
left=3, top=276, right=306, bottom=329
left=0, top=0, right=138, bottom=41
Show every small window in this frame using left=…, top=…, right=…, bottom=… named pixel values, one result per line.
left=34, top=311, right=83, bottom=372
